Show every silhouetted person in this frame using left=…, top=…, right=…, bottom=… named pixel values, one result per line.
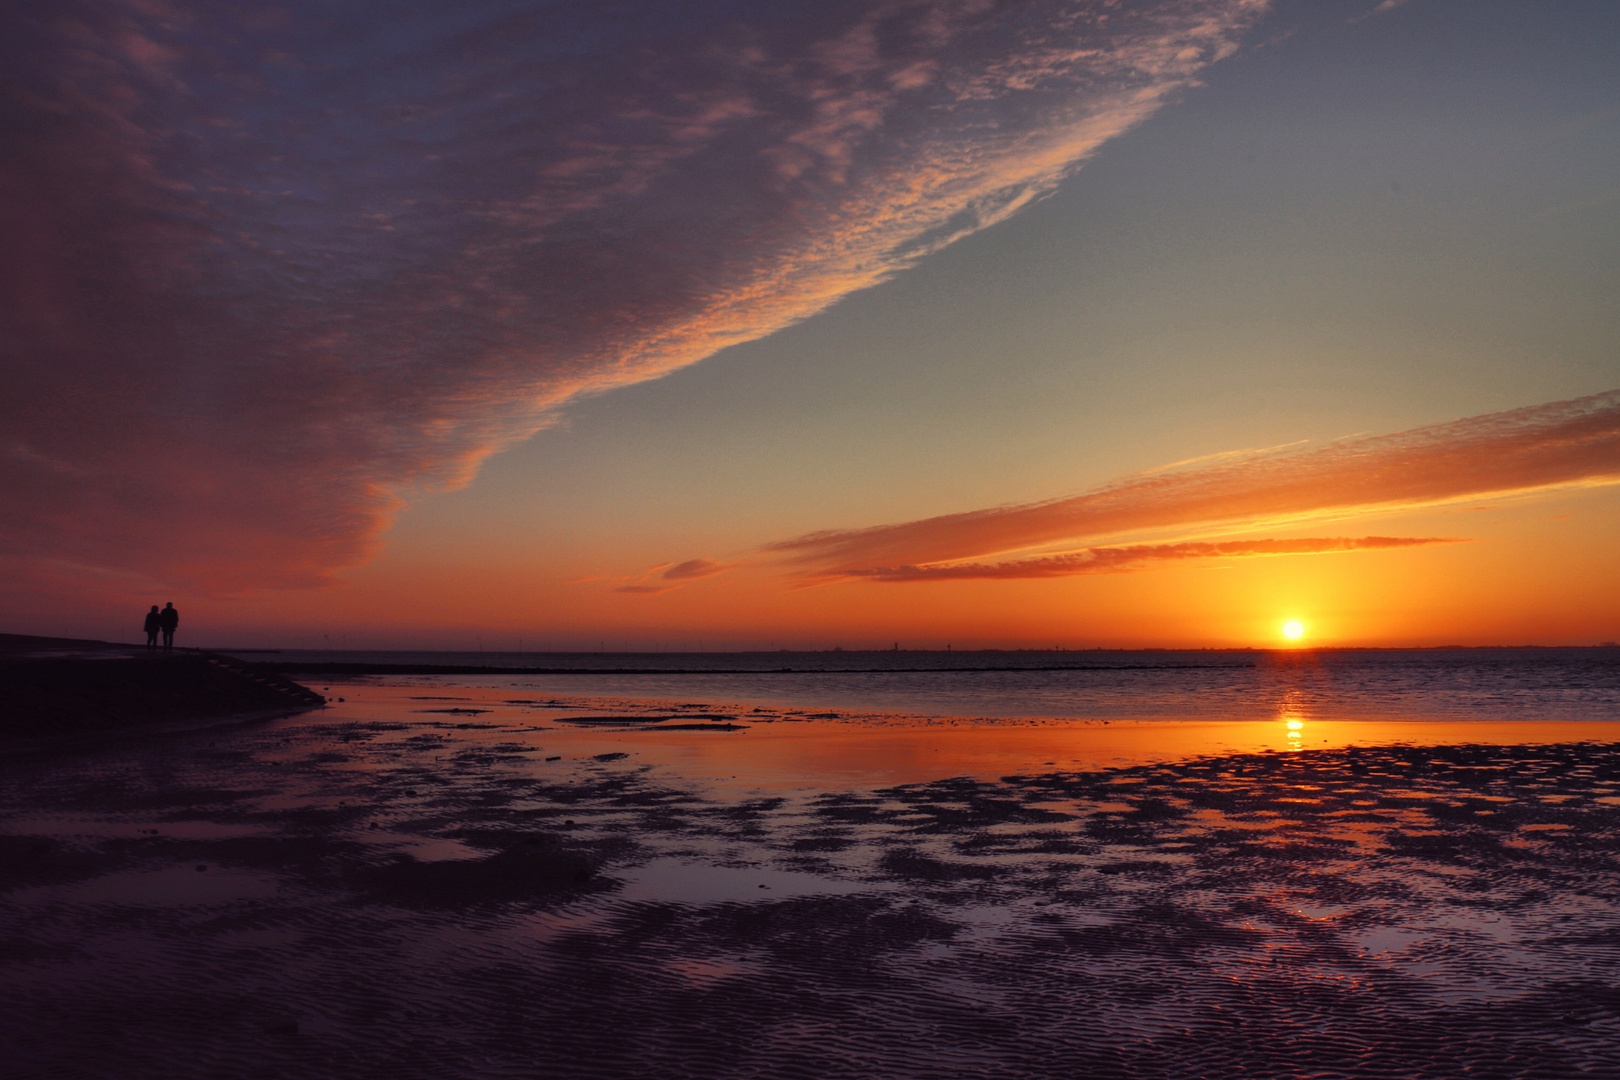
left=159, top=602, right=179, bottom=651
left=143, top=605, right=161, bottom=651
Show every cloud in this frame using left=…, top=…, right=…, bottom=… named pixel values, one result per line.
left=0, top=0, right=1268, bottom=594
left=769, top=390, right=1620, bottom=576
left=1349, top=0, right=1410, bottom=23
left=663, top=558, right=727, bottom=581
left=614, top=584, right=677, bottom=595
left=830, top=535, right=1461, bottom=582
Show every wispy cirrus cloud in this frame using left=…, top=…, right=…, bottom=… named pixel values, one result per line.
left=663, top=558, right=727, bottom=581
left=1, top=0, right=1267, bottom=594
left=830, top=535, right=1461, bottom=582
left=605, top=556, right=727, bottom=595
left=770, top=390, right=1620, bottom=579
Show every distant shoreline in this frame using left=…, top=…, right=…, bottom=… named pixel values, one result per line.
left=231, top=642, right=1619, bottom=678
left=221, top=644, right=1619, bottom=656
left=247, top=660, right=1268, bottom=676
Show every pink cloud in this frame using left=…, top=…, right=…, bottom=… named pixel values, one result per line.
left=1, top=0, right=1267, bottom=595
left=769, top=390, right=1620, bottom=576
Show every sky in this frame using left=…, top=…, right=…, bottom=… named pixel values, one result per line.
left=4, top=0, right=1619, bottom=650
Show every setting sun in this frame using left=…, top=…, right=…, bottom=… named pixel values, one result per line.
left=6, top=5, right=1620, bottom=1080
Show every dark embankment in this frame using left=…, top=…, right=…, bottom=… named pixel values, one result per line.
left=1, top=634, right=325, bottom=738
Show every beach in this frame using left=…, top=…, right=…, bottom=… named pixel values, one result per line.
left=4, top=667, right=1620, bottom=1078
left=11, top=2, right=1620, bottom=1075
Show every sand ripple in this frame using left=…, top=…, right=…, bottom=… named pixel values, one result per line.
left=2, top=716, right=1619, bottom=1078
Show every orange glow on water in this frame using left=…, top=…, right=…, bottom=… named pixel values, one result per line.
left=308, top=681, right=1620, bottom=790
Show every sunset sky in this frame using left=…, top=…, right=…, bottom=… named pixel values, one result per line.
left=5, top=0, right=1618, bottom=649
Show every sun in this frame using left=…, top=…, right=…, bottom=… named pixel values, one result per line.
left=1282, top=619, right=1305, bottom=641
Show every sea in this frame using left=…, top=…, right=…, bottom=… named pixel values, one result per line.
left=223, top=645, right=1620, bottom=723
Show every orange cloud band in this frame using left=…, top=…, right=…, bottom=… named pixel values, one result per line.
left=769, top=390, right=1620, bottom=574
left=663, top=558, right=727, bottom=581
left=825, top=535, right=1462, bottom=582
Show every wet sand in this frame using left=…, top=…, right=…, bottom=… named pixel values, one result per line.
left=3, top=676, right=1619, bottom=1078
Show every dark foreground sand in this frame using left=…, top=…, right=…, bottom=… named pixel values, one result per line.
left=2, top=686, right=1618, bottom=1079
left=0, top=635, right=325, bottom=738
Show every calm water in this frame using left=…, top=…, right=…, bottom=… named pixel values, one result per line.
left=233, top=647, right=1620, bottom=722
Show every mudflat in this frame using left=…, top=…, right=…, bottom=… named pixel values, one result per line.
left=2, top=678, right=1618, bottom=1078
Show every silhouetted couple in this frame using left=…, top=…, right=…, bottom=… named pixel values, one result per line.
left=144, top=603, right=179, bottom=652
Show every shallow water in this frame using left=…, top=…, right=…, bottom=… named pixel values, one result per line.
left=240, top=646, right=1620, bottom=721
left=4, top=673, right=1620, bottom=1078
